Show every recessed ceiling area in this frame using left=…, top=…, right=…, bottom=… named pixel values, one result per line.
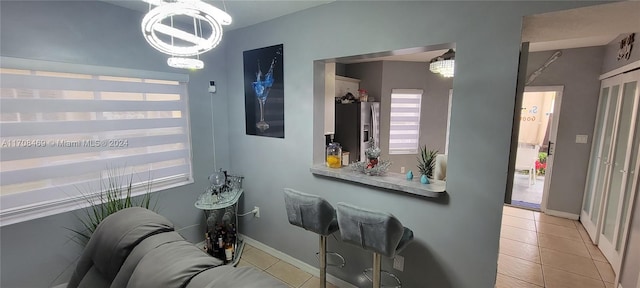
left=333, top=44, right=455, bottom=64
left=102, top=0, right=335, bottom=31
left=523, top=1, right=640, bottom=52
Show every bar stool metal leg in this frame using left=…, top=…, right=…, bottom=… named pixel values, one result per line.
left=373, top=252, right=382, bottom=288
left=320, top=235, right=327, bottom=288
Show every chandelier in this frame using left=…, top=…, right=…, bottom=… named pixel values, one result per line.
left=141, top=0, right=232, bottom=69
left=429, top=49, right=455, bottom=78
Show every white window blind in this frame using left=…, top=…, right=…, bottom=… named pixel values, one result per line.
left=389, top=89, right=423, bottom=155
left=0, top=57, right=193, bottom=225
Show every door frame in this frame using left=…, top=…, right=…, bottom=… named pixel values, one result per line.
left=521, top=86, right=564, bottom=212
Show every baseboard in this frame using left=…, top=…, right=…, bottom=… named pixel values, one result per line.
left=543, top=208, right=580, bottom=220
left=241, top=234, right=357, bottom=288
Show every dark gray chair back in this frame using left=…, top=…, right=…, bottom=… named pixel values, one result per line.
left=283, top=188, right=338, bottom=236
left=336, top=202, right=413, bottom=258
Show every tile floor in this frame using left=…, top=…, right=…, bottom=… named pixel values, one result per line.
left=236, top=205, right=617, bottom=288
left=238, top=243, right=337, bottom=288
left=497, top=205, right=616, bottom=288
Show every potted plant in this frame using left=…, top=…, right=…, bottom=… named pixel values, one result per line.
left=68, top=168, right=156, bottom=246
left=417, top=146, right=439, bottom=180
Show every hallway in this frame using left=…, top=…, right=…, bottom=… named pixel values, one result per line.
left=497, top=206, right=616, bottom=288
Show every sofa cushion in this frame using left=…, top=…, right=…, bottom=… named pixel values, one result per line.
left=125, top=240, right=221, bottom=288
left=111, top=231, right=190, bottom=288
left=186, top=266, right=289, bottom=288
left=68, top=207, right=174, bottom=288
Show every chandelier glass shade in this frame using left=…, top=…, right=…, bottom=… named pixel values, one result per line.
left=429, top=49, right=455, bottom=78
left=167, top=57, right=204, bottom=69
left=141, top=0, right=232, bottom=69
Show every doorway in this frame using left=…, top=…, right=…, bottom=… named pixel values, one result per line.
left=510, top=86, right=563, bottom=211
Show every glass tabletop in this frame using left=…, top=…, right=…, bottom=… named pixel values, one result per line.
left=195, top=189, right=244, bottom=210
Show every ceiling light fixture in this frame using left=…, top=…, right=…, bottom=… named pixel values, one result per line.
left=167, top=57, right=204, bottom=69
left=429, top=49, right=455, bottom=78
left=141, top=0, right=232, bottom=69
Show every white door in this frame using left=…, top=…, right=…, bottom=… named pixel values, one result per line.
left=598, top=70, right=640, bottom=274
left=539, top=87, right=563, bottom=212
left=581, top=83, right=620, bottom=242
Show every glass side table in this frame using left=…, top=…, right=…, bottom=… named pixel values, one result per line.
left=195, top=188, right=245, bottom=266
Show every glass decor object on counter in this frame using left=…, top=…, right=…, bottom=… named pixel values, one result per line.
left=326, top=142, right=343, bottom=168
left=348, top=139, right=391, bottom=175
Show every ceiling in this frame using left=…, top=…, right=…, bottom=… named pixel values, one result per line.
left=104, top=1, right=638, bottom=60
left=103, top=0, right=334, bottom=31
left=523, top=1, right=640, bottom=52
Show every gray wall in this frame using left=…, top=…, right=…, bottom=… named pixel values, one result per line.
left=601, top=32, right=640, bottom=74
left=224, top=2, right=603, bottom=288
left=525, top=46, right=605, bottom=215
left=0, top=1, right=230, bottom=287
left=345, top=61, right=452, bottom=173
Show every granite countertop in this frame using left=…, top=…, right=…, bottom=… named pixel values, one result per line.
left=310, top=164, right=445, bottom=198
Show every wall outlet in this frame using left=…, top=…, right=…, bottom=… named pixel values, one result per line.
left=393, top=255, right=404, bottom=271
left=254, top=206, right=260, bottom=218
left=576, top=135, right=588, bottom=144
left=400, top=167, right=406, bottom=173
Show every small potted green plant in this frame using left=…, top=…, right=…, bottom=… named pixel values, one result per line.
left=417, top=145, right=439, bottom=180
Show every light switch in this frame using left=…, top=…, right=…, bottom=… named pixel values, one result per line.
left=576, top=135, right=588, bottom=144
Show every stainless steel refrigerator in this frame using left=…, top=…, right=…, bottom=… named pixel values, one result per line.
left=334, top=102, right=380, bottom=163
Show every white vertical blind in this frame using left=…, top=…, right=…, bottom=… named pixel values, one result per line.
left=389, top=89, right=423, bottom=154
left=0, top=57, right=193, bottom=225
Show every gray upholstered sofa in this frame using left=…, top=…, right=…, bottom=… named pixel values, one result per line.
left=67, top=207, right=287, bottom=288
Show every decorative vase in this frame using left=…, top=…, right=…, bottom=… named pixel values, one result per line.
left=406, top=171, right=413, bottom=180
left=420, top=174, right=430, bottom=184
left=366, top=157, right=379, bottom=169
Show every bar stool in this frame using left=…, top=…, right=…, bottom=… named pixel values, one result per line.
left=336, top=202, right=414, bottom=288
left=283, top=188, right=345, bottom=288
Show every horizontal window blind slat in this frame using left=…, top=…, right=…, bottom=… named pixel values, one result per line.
left=389, top=107, right=421, bottom=113
left=1, top=118, right=185, bottom=137
left=0, top=99, right=184, bottom=113
left=390, top=98, right=421, bottom=104
left=1, top=166, right=190, bottom=211
left=1, top=74, right=184, bottom=94
left=1, top=149, right=189, bottom=186
left=1, top=134, right=188, bottom=162
left=390, top=116, right=421, bottom=122
left=1, top=56, right=189, bottom=82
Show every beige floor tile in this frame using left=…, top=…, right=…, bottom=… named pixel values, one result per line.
left=503, top=215, right=537, bottom=232
left=497, top=254, right=544, bottom=286
left=266, top=261, right=312, bottom=288
left=241, top=247, right=279, bottom=270
left=586, top=243, right=609, bottom=262
left=236, top=259, right=256, bottom=268
left=501, top=225, right=538, bottom=246
left=543, top=265, right=605, bottom=288
left=576, top=222, right=595, bottom=244
left=604, top=281, right=615, bottom=288
left=594, top=260, right=615, bottom=283
left=540, top=248, right=601, bottom=280
left=495, top=272, right=542, bottom=288
left=499, top=238, right=541, bottom=263
left=536, top=222, right=582, bottom=241
left=537, top=233, right=591, bottom=258
left=244, top=243, right=255, bottom=252
left=535, top=213, right=576, bottom=229
left=504, top=206, right=536, bottom=220
left=300, top=277, right=338, bottom=288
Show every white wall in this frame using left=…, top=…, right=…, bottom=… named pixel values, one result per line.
left=225, top=1, right=605, bottom=287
